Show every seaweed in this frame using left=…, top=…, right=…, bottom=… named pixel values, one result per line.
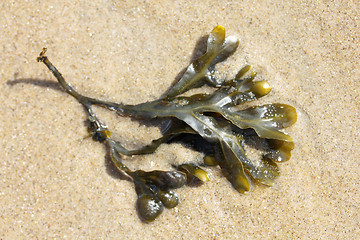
left=36, top=26, right=296, bottom=222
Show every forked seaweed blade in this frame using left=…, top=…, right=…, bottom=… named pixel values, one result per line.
left=165, top=25, right=239, bottom=99
left=223, top=104, right=297, bottom=142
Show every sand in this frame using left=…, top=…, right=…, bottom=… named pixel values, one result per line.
left=1, top=1, right=359, bottom=239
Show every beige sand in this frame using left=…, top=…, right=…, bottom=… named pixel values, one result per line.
left=1, top=1, right=359, bottom=239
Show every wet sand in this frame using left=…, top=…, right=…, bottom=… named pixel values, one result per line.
left=1, top=1, right=359, bottom=239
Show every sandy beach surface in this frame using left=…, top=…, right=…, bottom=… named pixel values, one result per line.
left=1, top=1, right=359, bottom=239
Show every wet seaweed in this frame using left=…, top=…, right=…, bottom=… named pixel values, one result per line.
left=37, top=26, right=296, bottom=222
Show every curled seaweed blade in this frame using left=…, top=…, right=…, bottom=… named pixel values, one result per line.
left=178, top=164, right=209, bottom=183
left=108, top=141, right=130, bottom=173
left=207, top=26, right=239, bottom=67
left=165, top=25, right=239, bottom=99
left=178, top=112, right=279, bottom=188
left=217, top=140, right=250, bottom=193
left=218, top=127, right=280, bottom=187
left=264, top=139, right=295, bottom=162
left=247, top=158, right=280, bottom=186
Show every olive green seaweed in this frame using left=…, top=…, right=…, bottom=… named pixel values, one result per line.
left=36, top=26, right=296, bottom=222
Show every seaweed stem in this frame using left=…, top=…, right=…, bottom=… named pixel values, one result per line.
left=37, top=48, right=122, bottom=112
